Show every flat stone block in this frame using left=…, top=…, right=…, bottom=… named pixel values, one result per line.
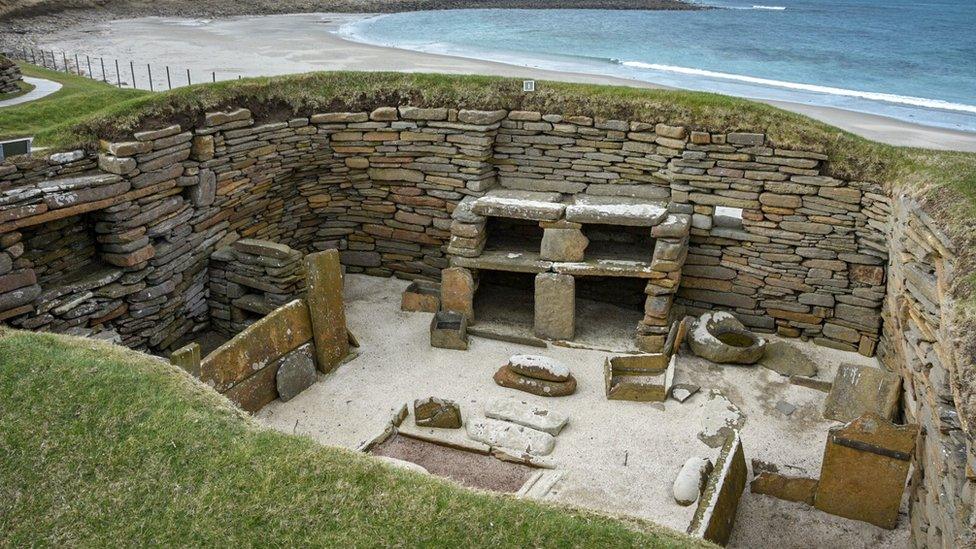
left=564, top=195, right=669, bottom=227
left=304, top=250, right=349, bottom=373
left=534, top=273, right=574, bottom=340
left=823, top=363, right=900, bottom=423
left=466, top=417, right=555, bottom=456
left=472, top=189, right=565, bottom=221
left=485, top=397, right=569, bottom=435
left=814, top=414, right=917, bottom=529
left=440, top=267, right=475, bottom=321
left=688, top=430, right=747, bottom=546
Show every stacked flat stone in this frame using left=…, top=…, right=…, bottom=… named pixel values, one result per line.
left=494, top=354, right=577, bottom=397
left=879, top=196, right=973, bottom=547
left=208, top=238, right=305, bottom=336
left=0, top=107, right=892, bottom=356
left=0, top=55, right=21, bottom=95
left=0, top=101, right=972, bottom=546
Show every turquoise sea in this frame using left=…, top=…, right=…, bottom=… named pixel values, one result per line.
left=339, top=0, right=976, bottom=132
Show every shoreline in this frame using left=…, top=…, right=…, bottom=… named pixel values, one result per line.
left=12, top=11, right=976, bottom=152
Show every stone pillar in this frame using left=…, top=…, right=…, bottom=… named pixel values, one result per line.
left=304, top=249, right=348, bottom=373
left=441, top=267, right=475, bottom=321
left=534, top=273, right=574, bottom=340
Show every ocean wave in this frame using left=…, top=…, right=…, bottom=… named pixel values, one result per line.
left=620, top=62, right=976, bottom=115
left=751, top=5, right=786, bottom=10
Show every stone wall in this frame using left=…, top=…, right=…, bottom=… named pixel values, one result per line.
left=1, top=102, right=971, bottom=545
left=880, top=195, right=975, bottom=548
left=0, top=54, right=21, bottom=95
left=0, top=106, right=888, bottom=353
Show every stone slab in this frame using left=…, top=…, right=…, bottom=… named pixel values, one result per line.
left=564, top=195, right=668, bottom=227
left=440, top=267, right=475, bottom=320
left=750, top=472, right=818, bottom=505
left=534, top=273, right=574, bottom=340
left=507, top=354, right=572, bottom=382
left=465, top=417, right=556, bottom=456
left=485, top=397, right=569, bottom=436
left=304, top=250, right=349, bottom=373
left=472, top=189, right=566, bottom=221
left=814, top=414, right=918, bottom=529
left=688, top=430, right=747, bottom=546
left=494, top=365, right=576, bottom=397
left=452, top=251, right=553, bottom=274
left=823, top=363, right=900, bottom=423
left=200, top=299, right=313, bottom=392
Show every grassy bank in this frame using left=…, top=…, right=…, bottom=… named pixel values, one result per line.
left=0, top=64, right=146, bottom=142
left=0, top=329, right=708, bottom=547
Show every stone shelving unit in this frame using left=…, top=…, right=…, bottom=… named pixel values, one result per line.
left=446, top=188, right=690, bottom=351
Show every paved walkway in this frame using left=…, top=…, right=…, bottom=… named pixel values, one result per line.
left=0, top=77, right=62, bottom=108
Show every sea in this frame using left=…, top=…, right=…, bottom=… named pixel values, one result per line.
left=338, top=0, right=976, bottom=132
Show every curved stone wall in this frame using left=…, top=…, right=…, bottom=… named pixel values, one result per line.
left=0, top=101, right=971, bottom=544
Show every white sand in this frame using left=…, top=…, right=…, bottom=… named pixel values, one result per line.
left=37, top=13, right=976, bottom=152
left=255, top=274, right=908, bottom=547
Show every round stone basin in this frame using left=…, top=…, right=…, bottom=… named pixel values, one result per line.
left=689, top=312, right=766, bottom=365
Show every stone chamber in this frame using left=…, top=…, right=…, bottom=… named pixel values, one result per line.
left=0, top=102, right=972, bottom=546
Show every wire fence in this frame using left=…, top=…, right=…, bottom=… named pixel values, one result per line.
left=8, top=46, right=243, bottom=92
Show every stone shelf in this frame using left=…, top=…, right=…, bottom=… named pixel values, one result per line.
left=552, top=258, right=661, bottom=279
left=451, top=250, right=553, bottom=273
left=565, top=195, right=669, bottom=227
left=471, top=189, right=565, bottom=222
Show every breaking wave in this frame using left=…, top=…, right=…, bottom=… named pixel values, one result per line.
left=618, top=61, right=976, bottom=115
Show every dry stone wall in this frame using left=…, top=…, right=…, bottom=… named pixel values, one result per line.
left=880, top=196, right=975, bottom=548
left=0, top=106, right=888, bottom=353
left=0, top=54, right=21, bottom=95
left=1, top=101, right=971, bottom=545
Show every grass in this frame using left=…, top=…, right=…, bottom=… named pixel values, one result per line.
left=0, top=329, right=711, bottom=547
left=0, top=64, right=147, bottom=143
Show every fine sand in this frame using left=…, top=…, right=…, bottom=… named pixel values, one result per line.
left=34, top=13, right=976, bottom=152
left=256, top=274, right=908, bottom=548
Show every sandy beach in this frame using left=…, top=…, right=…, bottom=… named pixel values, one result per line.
left=34, top=13, right=976, bottom=152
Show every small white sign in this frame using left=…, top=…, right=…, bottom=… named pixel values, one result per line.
left=523, top=80, right=535, bottom=92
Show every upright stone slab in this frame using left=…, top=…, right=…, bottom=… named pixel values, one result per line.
left=441, top=267, right=475, bottom=321
left=688, top=430, right=747, bottom=546
left=170, top=342, right=201, bottom=378
left=304, top=250, right=348, bottom=373
left=814, top=413, right=918, bottom=529
left=823, top=363, right=900, bottom=423
left=534, top=273, right=574, bottom=340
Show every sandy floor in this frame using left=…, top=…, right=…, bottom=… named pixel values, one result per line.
left=36, top=13, right=976, bottom=152
left=255, top=274, right=908, bottom=548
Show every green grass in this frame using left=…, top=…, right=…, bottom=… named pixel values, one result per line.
left=0, top=64, right=146, bottom=143
left=0, top=329, right=710, bottom=547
